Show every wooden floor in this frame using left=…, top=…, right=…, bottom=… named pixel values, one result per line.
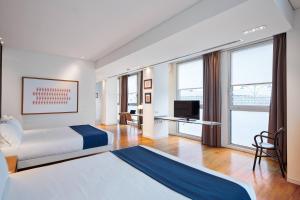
left=99, top=124, right=300, bottom=200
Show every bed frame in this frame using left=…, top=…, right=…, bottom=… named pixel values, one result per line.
left=17, top=144, right=113, bottom=170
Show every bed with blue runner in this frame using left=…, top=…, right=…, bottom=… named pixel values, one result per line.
left=70, top=125, right=108, bottom=149
left=112, top=146, right=252, bottom=200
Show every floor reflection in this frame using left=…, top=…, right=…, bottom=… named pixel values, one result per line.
left=99, top=124, right=300, bottom=200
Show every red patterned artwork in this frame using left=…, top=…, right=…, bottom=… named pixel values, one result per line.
left=22, top=77, right=78, bottom=115
left=32, top=87, right=71, bottom=105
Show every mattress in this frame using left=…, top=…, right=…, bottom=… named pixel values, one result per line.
left=1, top=126, right=114, bottom=161
left=2, top=146, right=256, bottom=200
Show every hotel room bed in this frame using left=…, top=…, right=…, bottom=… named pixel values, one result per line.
left=1, top=145, right=256, bottom=200
left=1, top=125, right=114, bottom=169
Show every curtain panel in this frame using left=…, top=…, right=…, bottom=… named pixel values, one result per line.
left=139, top=71, right=143, bottom=104
left=268, top=33, right=287, bottom=165
left=120, top=75, right=128, bottom=113
left=202, top=51, right=221, bottom=147
left=0, top=43, right=2, bottom=118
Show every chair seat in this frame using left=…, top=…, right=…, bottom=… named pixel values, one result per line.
left=252, top=142, right=275, bottom=149
left=127, top=120, right=138, bottom=126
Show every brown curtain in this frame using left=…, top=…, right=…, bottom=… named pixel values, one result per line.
left=0, top=42, right=2, bottom=118
left=268, top=33, right=287, bottom=165
left=202, top=51, right=221, bottom=147
left=139, top=71, right=143, bottom=104
left=120, top=75, right=128, bottom=113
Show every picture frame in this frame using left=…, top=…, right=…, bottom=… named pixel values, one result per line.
left=145, top=93, right=152, bottom=104
left=22, top=77, right=79, bottom=115
left=144, top=79, right=152, bottom=89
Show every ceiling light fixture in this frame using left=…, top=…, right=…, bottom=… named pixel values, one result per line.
left=0, top=37, right=3, bottom=44
left=243, top=25, right=266, bottom=35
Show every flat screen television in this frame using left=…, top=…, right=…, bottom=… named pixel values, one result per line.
left=174, top=100, right=200, bottom=120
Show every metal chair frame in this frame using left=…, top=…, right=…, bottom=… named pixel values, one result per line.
left=252, top=127, right=285, bottom=178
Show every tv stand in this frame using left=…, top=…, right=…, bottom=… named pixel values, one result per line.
left=185, top=118, right=197, bottom=122
left=150, top=116, right=221, bottom=139
left=154, top=116, right=221, bottom=126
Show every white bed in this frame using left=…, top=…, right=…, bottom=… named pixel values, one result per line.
left=0, top=126, right=114, bottom=169
left=0, top=145, right=256, bottom=200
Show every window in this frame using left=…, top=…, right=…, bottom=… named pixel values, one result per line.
left=177, top=59, right=203, bottom=137
left=230, top=41, right=273, bottom=148
left=117, top=78, right=120, bottom=120
left=127, top=74, right=138, bottom=113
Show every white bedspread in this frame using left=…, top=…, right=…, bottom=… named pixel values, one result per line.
left=1, top=126, right=113, bottom=161
left=2, top=146, right=256, bottom=200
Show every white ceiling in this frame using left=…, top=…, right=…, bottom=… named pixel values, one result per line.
left=289, top=0, right=300, bottom=9
left=0, top=0, right=199, bottom=60
left=95, top=0, right=293, bottom=80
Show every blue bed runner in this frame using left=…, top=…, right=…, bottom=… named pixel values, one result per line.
left=70, top=125, right=108, bottom=149
left=112, top=146, right=251, bottom=200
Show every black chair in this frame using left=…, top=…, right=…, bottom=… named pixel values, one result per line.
left=252, top=127, right=285, bottom=177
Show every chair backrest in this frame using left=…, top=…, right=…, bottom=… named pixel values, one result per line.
left=119, top=112, right=129, bottom=124
left=126, top=113, right=132, bottom=121
left=274, top=127, right=285, bottom=148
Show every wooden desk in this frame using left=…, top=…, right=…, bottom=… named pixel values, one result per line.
left=5, top=156, right=17, bottom=173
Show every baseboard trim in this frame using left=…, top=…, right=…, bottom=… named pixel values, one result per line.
left=143, top=133, right=168, bottom=140
left=224, top=144, right=255, bottom=154
left=169, top=133, right=201, bottom=141
left=287, top=177, right=300, bottom=185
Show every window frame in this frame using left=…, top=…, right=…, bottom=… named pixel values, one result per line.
left=127, top=73, right=138, bottom=112
left=175, top=57, right=203, bottom=139
left=177, top=87, right=204, bottom=108
left=176, top=57, right=204, bottom=107
left=229, top=82, right=272, bottom=112
left=228, top=40, right=273, bottom=148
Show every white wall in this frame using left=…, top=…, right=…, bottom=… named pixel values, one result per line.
left=220, top=51, right=230, bottom=146
left=100, top=78, right=118, bottom=125
left=142, top=67, right=155, bottom=138
left=2, top=48, right=96, bottom=129
left=142, top=65, right=169, bottom=139
left=95, top=82, right=102, bottom=124
left=153, top=63, right=169, bottom=116
left=168, top=63, right=177, bottom=134
left=287, top=9, right=300, bottom=185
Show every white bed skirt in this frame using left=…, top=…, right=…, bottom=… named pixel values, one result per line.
left=18, top=144, right=113, bottom=169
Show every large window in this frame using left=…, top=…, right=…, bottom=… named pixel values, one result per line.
left=230, top=41, right=273, bottom=148
left=177, top=59, right=203, bottom=137
left=117, top=78, right=120, bottom=120
left=128, top=74, right=138, bottom=112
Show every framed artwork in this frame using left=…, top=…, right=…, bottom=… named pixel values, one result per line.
left=22, top=77, right=79, bottom=115
left=144, top=79, right=152, bottom=89
left=145, top=93, right=152, bottom=104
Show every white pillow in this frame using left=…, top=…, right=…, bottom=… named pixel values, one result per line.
left=1, top=115, right=23, bottom=133
left=0, top=151, right=8, bottom=199
left=0, top=135, right=10, bottom=148
left=0, top=122, right=23, bottom=146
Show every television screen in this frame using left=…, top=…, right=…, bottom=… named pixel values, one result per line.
left=174, top=100, right=200, bottom=120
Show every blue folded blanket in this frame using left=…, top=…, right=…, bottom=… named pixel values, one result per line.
left=112, top=146, right=251, bottom=200
left=70, top=125, right=108, bottom=149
